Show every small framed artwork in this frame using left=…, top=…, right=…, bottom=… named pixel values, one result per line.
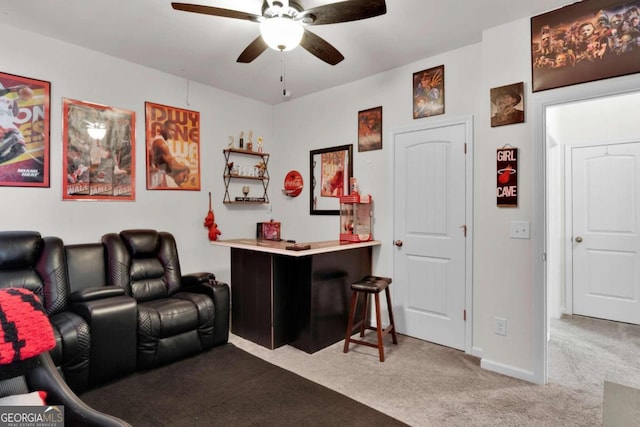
left=0, top=71, right=50, bottom=188
left=490, top=82, right=525, bottom=127
left=62, top=98, right=135, bottom=201
left=310, top=144, right=353, bottom=215
left=531, top=0, right=640, bottom=92
left=145, top=102, right=201, bottom=190
left=413, top=65, right=445, bottom=119
left=358, top=106, right=382, bottom=152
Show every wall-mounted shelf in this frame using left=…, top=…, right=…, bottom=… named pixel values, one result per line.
left=223, top=148, right=270, bottom=204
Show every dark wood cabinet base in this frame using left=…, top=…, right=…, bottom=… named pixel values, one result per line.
left=231, top=246, right=372, bottom=353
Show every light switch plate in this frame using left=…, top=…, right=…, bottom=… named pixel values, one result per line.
left=510, top=221, right=530, bottom=239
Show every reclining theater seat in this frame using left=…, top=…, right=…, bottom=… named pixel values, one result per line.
left=102, top=229, right=230, bottom=369
left=0, top=231, right=90, bottom=392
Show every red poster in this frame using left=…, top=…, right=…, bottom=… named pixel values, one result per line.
left=62, top=98, right=135, bottom=201
left=145, top=102, right=201, bottom=190
left=0, top=72, right=50, bottom=187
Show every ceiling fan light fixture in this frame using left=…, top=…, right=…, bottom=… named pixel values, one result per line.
left=260, top=17, right=303, bottom=52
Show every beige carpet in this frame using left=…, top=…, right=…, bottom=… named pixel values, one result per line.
left=230, top=315, right=640, bottom=426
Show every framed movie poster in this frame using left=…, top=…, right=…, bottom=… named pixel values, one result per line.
left=0, top=72, right=50, bottom=187
left=145, top=102, right=201, bottom=190
left=310, top=144, right=353, bottom=215
left=413, top=65, right=445, bottom=119
left=531, top=0, right=640, bottom=92
left=358, top=106, right=382, bottom=152
left=490, top=82, right=525, bottom=127
left=62, top=98, right=135, bottom=201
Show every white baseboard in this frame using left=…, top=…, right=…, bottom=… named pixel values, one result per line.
left=480, top=358, right=536, bottom=383
left=471, top=346, right=484, bottom=358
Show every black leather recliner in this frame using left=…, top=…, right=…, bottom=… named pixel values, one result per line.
left=0, top=231, right=90, bottom=392
left=102, top=229, right=229, bottom=369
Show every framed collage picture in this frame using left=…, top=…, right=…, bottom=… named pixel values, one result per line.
left=62, top=98, right=135, bottom=201
left=0, top=71, right=50, bottom=188
left=531, top=0, right=640, bottom=92
left=145, top=102, right=201, bottom=190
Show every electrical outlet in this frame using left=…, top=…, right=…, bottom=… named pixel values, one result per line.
left=510, top=221, right=530, bottom=239
left=494, top=317, right=507, bottom=336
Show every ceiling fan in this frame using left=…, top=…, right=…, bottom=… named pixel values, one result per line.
left=171, top=0, right=387, bottom=65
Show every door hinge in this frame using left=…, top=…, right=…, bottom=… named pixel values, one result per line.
left=464, top=143, right=467, bottom=154
left=460, top=224, right=467, bottom=237
left=463, top=309, right=467, bottom=321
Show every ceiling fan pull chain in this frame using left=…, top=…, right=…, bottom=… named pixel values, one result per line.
left=281, top=51, right=287, bottom=96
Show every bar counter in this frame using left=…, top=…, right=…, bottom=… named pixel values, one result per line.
left=211, top=239, right=381, bottom=353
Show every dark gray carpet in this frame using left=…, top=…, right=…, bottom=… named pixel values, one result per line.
left=80, top=343, right=407, bottom=426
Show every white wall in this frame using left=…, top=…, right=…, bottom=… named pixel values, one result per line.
left=1, top=25, right=273, bottom=282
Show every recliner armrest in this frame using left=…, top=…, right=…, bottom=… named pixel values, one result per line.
left=70, top=286, right=125, bottom=303
left=181, top=272, right=216, bottom=288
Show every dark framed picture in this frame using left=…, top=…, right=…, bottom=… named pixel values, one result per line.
left=413, top=65, right=445, bottom=119
left=490, top=82, right=525, bottom=127
left=531, top=0, right=640, bottom=92
left=310, top=144, right=353, bottom=215
left=358, top=106, right=382, bottom=152
left=62, top=98, right=135, bottom=201
left=0, top=71, right=50, bottom=187
left=145, top=102, right=201, bottom=190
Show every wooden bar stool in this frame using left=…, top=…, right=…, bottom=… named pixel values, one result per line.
left=343, top=275, right=398, bottom=362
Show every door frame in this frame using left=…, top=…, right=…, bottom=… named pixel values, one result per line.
left=532, top=74, right=640, bottom=385
left=389, top=115, right=474, bottom=354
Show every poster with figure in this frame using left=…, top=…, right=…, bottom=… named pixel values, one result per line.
left=531, top=0, right=640, bottom=92
left=145, top=102, right=201, bottom=191
left=0, top=71, right=50, bottom=188
left=358, top=106, right=382, bottom=152
left=62, top=98, right=135, bottom=201
left=413, top=65, right=445, bottom=119
left=490, top=82, right=525, bottom=127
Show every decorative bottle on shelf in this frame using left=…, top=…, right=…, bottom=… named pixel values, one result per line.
left=247, top=130, right=253, bottom=151
left=257, top=137, right=263, bottom=153
left=239, top=131, right=244, bottom=149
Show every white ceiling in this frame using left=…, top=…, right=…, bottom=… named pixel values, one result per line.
left=0, top=0, right=575, bottom=105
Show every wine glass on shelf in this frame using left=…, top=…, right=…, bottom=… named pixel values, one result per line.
left=242, top=185, right=250, bottom=199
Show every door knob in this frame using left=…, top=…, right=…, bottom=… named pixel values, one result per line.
left=394, top=240, right=403, bottom=247
left=575, top=236, right=583, bottom=243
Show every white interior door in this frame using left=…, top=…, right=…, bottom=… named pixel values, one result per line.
left=393, top=121, right=467, bottom=350
left=572, top=142, right=640, bottom=325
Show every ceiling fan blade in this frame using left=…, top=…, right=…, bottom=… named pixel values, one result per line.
left=237, top=36, right=269, bottom=63
left=172, top=3, right=261, bottom=22
left=301, top=0, right=386, bottom=25
left=300, top=30, right=344, bottom=66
